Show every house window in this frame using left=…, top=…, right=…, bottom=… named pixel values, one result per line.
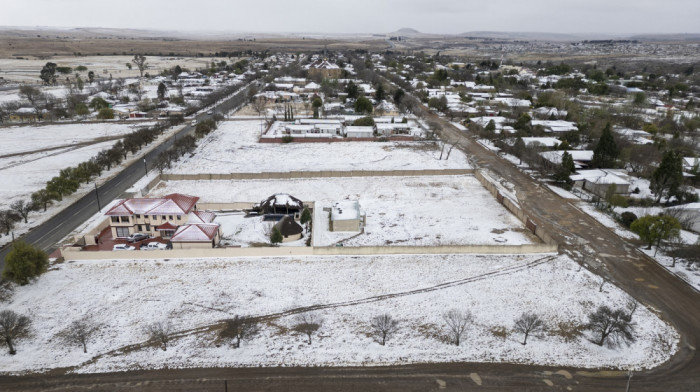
left=152, top=215, right=157, bottom=220
left=111, top=217, right=119, bottom=223
left=116, top=227, right=129, bottom=237
left=145, top=224, right=151, bottom=231
left=177, top=215, right=181, bottom=221
left=135, top=214, right=140, bottom=219
left=120, top=216, right=129, bottom=223
left=162, top=216, right=166, bottom=220
left=161, top=230, right=174, bottom=239
left=169, top=215, right=173, bottom=220
left=137, top=225, right=142, bottom=232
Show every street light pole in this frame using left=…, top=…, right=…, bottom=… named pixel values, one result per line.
left=143, top=158, right=148, bottom=174
left=94, top=183, right=101, bottom=212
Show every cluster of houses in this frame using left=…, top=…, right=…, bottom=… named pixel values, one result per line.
left=264, top=116, right=418, bottom=139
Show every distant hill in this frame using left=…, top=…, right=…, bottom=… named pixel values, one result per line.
left=394, top=28, right=421, bottom=35
left=459, top=31, right=592, bottom=41
left=628, top=33, right=700, bottom=42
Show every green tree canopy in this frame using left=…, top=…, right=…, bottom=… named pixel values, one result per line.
left=592, top=123, right=618, bottom=168
left=97, top=108, right=115, bottom=120
left=300, top=207, right=312, bottom=225
left=354, top=97, right=373, bottom=114
left=630, top=215, right=681, bottom=252
left=345, top=81, right=359, bottom=99
left=3, top=241, right=49, bottom=285
left=650, top=150, right=684, bottom=203
left=270, top=226, right=283, bottom=244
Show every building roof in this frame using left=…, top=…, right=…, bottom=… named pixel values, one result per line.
left=570, top=169, right=630, bottom=185
left=331, top=201, right=361, bottom=221
left=155, top=222, right=178, bottom=231
left=255, top=193, right=304, bottom=212
left=188, top=210, right=216, bottom=224
left=304, top=59, right=340, bottom=70
left=105, top=193, right=199, bottom=216
left=171, top=223, right=219, bottom=242
left=274, top=215, right=303, bottom=236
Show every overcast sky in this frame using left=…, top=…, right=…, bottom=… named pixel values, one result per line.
left=1, top=0, right=698, bottom=35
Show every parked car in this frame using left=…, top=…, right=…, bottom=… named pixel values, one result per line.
left=207, top=110, right=213, bottom=115
left=126, top=233, right=149, bottom=243
left=113, top=244, right=136, bottom=251
left=191, top=119, right=197, bottom=125
left=141, top=242, right=168, bottom=251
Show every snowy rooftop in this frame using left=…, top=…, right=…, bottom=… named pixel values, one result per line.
left=331, top=200, right=361, bottom=221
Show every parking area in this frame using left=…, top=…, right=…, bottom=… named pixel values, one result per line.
left=83, top=227, right=169, bottom=252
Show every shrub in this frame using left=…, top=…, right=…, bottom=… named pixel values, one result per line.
left=620, top=211, right=638, bottom=228
left=610, top=195, right=629, bottom=208
left=353, top=116, right=375, bottom=126
left=2, top=241, right=48, bottom=285
left=96, top=108, right=115, bottom=120
left=281, top=135, right=293, bottom=143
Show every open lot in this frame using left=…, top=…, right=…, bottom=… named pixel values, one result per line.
left=150, top=175, right=537, bottom=247
left=166, top=120, right=470, bottom=174
left=0, top=253, right=677, bottom=374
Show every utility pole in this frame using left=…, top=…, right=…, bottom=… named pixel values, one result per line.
left=95, top=183, right=101, bottom=212
left=143, top=158, right=148, bottom=174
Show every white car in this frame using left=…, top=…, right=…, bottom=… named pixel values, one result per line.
left=113, top=244, right=136, bottom=251
left=141, top=242, right=168, bottom=251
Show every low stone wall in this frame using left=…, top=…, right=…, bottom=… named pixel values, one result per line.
left=61, top=242, right=556, bottom=261
left=259, top=136, right=418, bottom=143
left=160, top=169, right=474, bottom=182
left=475, top=169, right=558, bottom=248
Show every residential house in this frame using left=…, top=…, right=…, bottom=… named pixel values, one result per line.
left=570, top=169, right=631, bottom=197
left=105, top=193, right=199, bottom=239
left=304, top=59, right=343, bottom=79
left=345, top=126, right=374, bottom=138
left=250, top=193, right=305, bottom=220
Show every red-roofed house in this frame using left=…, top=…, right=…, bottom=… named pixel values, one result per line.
left=105, top=193, right=201, bottom=240
left=170, top=223, right=222, bottom=249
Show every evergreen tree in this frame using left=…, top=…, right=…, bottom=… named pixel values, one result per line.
left=592, top=123, right=618, bottom=168
left=553, top=151, right=575, bottom=185
left=270, top=226, right=283, bottom=244
left=300, top=207, right=312, bottom=225
left=375, top=83, right=385, bottom=101
left=3, top=241, right=49, bottom=285
left=345, top=81, right=359, bottom=100
left=650, top=150, right=684, bottom=203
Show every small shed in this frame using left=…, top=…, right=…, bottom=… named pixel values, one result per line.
left=274, top=215, right=303, bottom=242
left=329, top=201, right=365, bottom=232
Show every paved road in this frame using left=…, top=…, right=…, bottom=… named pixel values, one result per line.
left=0, top=81, right=256, bottom=269
left=2, top=92, right=699, bottom=391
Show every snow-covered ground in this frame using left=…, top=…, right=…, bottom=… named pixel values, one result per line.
left=0, top=253, right=677, bottom=374
left=1, top=122, right=152, bottom=156
left=148, top=175, right=537, bottom=247
left=166, top=120, right=470, bottom=174
left=0, top=122, right=185, bottom=247
left=215, top=212, right=307, bottom=247
left=0, top=141, right=116, bottom=211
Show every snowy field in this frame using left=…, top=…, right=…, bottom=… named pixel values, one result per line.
left=167, top=120, right=470, bottom=174
left=1, top=122, right=152, bottom=156
left=0, top=141, right=115, bottom=212
left=0, top=253, right=678, bottom=374
left=149, top=175, right=537, bottom=247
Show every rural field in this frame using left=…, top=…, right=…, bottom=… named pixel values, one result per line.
left=0, top=253, right=677, bottom=374
left=166, top=120, right=469, bottom=174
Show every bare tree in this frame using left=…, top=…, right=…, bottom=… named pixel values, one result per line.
left=131, top=55, right=148, bottom=79
left=370, top=314, right=399, bottom=346
left=251, top=96, right=267, bottom=117
left=587, top=305, right=636, bottom=347
left=293, top=313, right=322, bottom=345
left=442, top=309, right=473, bottom=346
left=145, top=321, right=173, bottom=351
left=220, top=315, right=260, bottom=348
left=0, top=210, right=20, bottom=236
left=0, top=309, right=31, bottom=355
left=10, top=200, right=34, bottom=224
left=18, top=85, right=45, bottom=117
left=59, top=319, right=100, bottom=353
left=513, top=312, right=546, bottom=345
